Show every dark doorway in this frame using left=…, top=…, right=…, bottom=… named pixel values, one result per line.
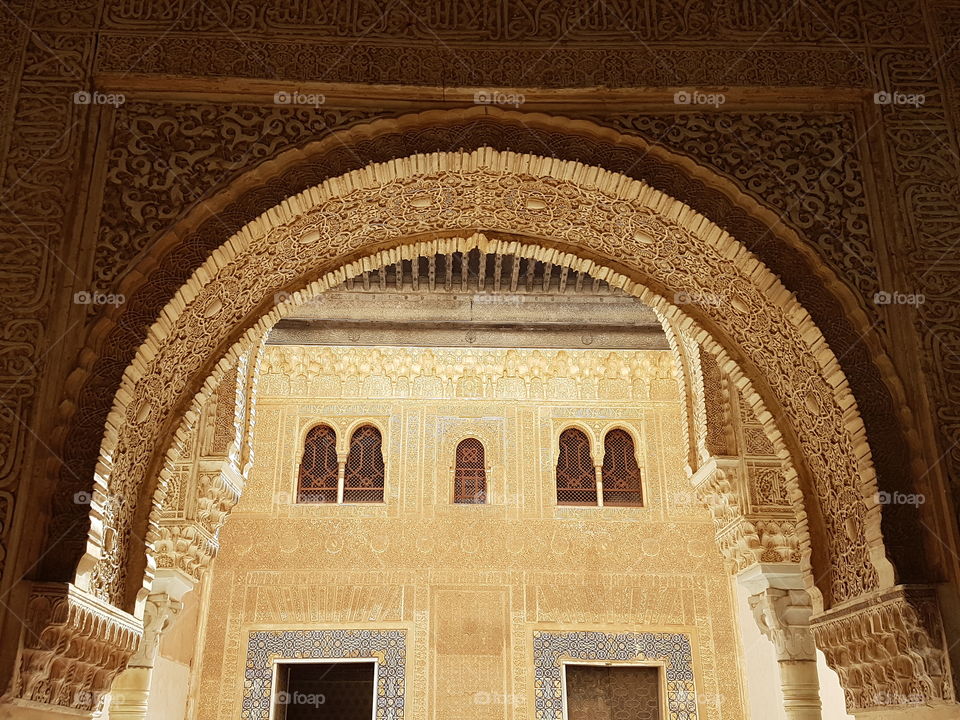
left=274, top=661, right=375, bottom=719
left=565, top=664, right=662, bottom=720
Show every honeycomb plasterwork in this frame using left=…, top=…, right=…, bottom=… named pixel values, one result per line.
left=6, top=582, right=142, bottom=712
left=78, top=151, right=886, bottom=612
left=811, top=585, right=956, bottom=710
left=260, top=345, right=676, bottom=404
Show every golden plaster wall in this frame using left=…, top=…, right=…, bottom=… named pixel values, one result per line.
left=194, top=346, right=747, bottom=720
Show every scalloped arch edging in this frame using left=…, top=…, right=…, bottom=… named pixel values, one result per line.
left=77, top=148, right=892, bottom=615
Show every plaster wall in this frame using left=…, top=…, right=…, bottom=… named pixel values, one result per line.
left=194, top=345, right=752, bottom=719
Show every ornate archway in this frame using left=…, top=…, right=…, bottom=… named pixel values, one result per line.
left=74, top=150, right=891, bottom=614
left=10, top=129, right=954, bottom=719
left=41, top=109, right=932, bottom=601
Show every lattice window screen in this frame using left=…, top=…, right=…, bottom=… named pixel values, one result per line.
left=297, top=425, right=338, bottom=503
left=343, top=425, right=385, bottom=503
left=454, top=438, right=487, bottom=503
left=601, top=429, right=643, bottom=506
left=556, top=428, right=597, bottom=505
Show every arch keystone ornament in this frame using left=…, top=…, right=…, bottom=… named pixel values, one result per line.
left=10, top=149, right=956, bottom=717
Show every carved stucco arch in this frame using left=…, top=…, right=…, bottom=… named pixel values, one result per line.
left=42, top=108, right=927, bottom=595
left=71, top=150, right=893, bottom=621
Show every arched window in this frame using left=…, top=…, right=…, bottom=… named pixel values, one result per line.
left=556, top=428, right=597, bottom=505
left=454, top=438, right=487, bottom=504
left=343, top=425, right=385, bottom=503
left=601, top=429, right=643, bottom=506
left=297, top=425, right=338, bottom=503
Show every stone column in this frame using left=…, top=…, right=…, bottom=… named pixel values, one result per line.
left=107, top=571, right=194, bottom=720
left=741, top=564, right=822, bottom=720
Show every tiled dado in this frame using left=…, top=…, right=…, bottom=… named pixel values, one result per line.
left=533, top=630, right=697, bottom=720
left=242, top=627, right=697, bottom=719
left=242, top=629, right=407, bottom=719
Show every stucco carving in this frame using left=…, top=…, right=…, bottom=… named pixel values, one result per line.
left=749, top=587, right=817, bottom=662
left=74, top=150, right=888, bottom=613
left=5, top=582, right=141, bottom=712
left=44, top=109, right=921, bottom=604
left=812, top=585, right=956, bottom=711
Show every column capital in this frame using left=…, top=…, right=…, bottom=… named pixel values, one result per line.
left=748, top=585, right=817, bottom=662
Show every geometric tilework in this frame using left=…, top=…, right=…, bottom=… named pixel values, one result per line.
left=242, top=629, right=406, bottom=719
left=533, top=631, right=696, bottom=720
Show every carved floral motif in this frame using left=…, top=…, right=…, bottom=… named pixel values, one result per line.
left=6, top=582, right=141, bottom=712
left=812, top=586, right=956, bottom=710
left=77, top=153, right=883, bottom=611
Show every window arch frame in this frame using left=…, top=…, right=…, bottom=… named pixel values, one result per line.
left=599, top=424, right=645, bottom=507
left=342, top=422, right=387, bottom=504
left=292, top=418, right=389, bottom=505
left=554, top=424, right=599, bottom=507
left=295, top=423, right=340, bottom=504
left=451, top=435, right=490, bottom=505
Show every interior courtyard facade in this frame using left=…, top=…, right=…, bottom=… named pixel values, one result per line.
left=1, top=2, right=960, bottom=719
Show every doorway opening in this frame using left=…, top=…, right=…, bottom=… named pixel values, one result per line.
left=273, top=660, right=376, bottom=719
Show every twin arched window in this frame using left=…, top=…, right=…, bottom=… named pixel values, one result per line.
left=297, top=424, right=385, bottom=503
left=556, top=427, right=643, bottom=507
left=297, top=425, right=639, bottom=507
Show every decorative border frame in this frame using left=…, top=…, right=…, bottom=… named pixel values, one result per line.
left=241, top=629, right=406, bottom=719
left=533, top=630, right=696, bottom=720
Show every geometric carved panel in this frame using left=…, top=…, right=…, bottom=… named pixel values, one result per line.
left=242, top=629, right=406, bottom=719
left=533, top=630, right=696, bottom=720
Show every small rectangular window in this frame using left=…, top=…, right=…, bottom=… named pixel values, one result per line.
left=273, top=660, right=376, bottom=720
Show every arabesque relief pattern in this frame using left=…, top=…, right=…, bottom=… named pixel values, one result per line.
left=47, top=106, right=924, bottom=601
left=195, top=345, right=742, bottom=720
left=75, top=158, right=884, bottom=614
left=0, top=1, right=958, bottom=715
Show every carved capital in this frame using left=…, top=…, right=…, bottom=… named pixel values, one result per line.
left=126, top=593, right=182, bottom=669
left=693, top=459, right=799, bottom=573
left=811, top=585, right=956, bottom=711
left=153, top=524, right=216, bottom=583
left=5, top=582, right=141, bottom=713
left=718, top=517, right=802, bottom=574
left=749, top=587, right=817, bottom=662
